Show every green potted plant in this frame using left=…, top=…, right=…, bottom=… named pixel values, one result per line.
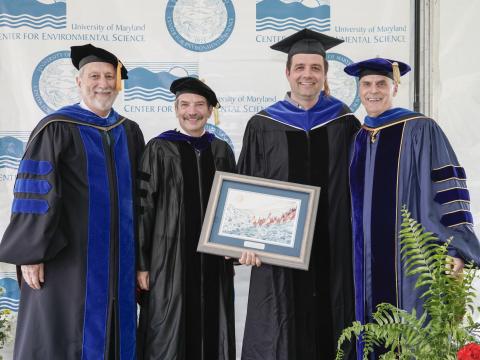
left=336, top=208, right=480, bottom=360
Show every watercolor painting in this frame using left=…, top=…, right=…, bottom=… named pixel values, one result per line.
left=218, top=188, right=300, bottom=247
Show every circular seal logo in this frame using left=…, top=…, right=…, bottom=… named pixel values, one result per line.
left=32, top=51, right=79, bottom=114
left=326, top=52, right=361, bottom=112
left=165, top=0, right=235, bottom=52
left=205, top=123, right=234, bottom=152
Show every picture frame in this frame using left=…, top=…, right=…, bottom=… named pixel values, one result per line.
left=197, top=171, right=321, bottom=270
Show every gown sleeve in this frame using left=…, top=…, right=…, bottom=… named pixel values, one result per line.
left=0, top=123, right=69, bottom=265
left=224, top=141, right=237, bottom=173
left=237, top=117, right=265, bottom=177
left=132, top=123, right=146, bottom=164
left=136, top=140, right=162, bottom=271
left=414, top=120, right=480, bottom=265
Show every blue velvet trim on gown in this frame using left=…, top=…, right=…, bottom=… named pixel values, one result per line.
left=112, top=125, right=136, bottom=359
left=18, top=159, right=53, bottom=175
left=441, top=210, right=474, bottom=227
left=350, top=122, right=405, bottom=360
left=434, top=188, right=470, bottom=205
left=12, top=199, right=49, bottom=214
left=14, top=179, right=52, bottom=195
left=78, top=126, right=111, bottom=360
left=349, top=129, right=368, bottom=357
left=370, top=123, right=404, bottom=310
left=431, top=165, right=466, bottom=182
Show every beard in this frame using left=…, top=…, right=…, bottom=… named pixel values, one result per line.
left=83, top=88, right=118, bottom=115
left=91, top=96, right=116, bottom=112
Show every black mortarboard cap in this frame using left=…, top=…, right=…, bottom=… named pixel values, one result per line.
left=170, top=77, right=220, bottom=108
left=344, top=58, right=411, bottom=83
left=70, top=43, right=128, bottom=80
left=270, top=29, right=343, bottom=57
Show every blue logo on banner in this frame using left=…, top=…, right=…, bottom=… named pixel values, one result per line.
left=256, top=0, right=330, bottom=32
left=165, top=0, right=235, bottom=52
left=32, top=50, right=78, bottom=114
left=125, top=62, right=198, bottom=102
left=205, top=123, right=234, bottom=152
left=0, top=277, right=20, bottom=312
left=0, top=0, right=66, bottom=29
left=0, top=134, right=27, bottom=170
left=326, top=52, right=361, bottom=112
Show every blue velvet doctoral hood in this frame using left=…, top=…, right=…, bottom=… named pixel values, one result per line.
left=52, top=103, right=121, bottom=126
left=157, top=130, right=215, bottom=151
left=364, top=107, right=420, bottom=128
left=264, top=92, right=349, bottom=131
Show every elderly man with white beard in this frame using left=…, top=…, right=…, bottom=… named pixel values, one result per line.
left=0, top=43, right=145, bottom=360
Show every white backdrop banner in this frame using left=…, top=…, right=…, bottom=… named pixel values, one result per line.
left=0, top=0, right=412, bottom=356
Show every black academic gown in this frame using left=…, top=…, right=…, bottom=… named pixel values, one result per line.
left=136, top=136, right=237, bottom=360
left=0, top=107, right=145, bottom=360
left=239, top=103, right=360, bottom=360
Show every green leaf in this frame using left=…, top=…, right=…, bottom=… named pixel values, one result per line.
left=336, top=207, right=480, bottom=360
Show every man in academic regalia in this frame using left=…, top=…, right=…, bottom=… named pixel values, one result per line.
left=344, top=58, right=480, bottom=359
left=0, top=44, right=145, bottom=359
left=136, top=77, right=236, bottom=360
left=238, top=29, right=360, bottom=360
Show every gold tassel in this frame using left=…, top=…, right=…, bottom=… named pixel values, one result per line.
left=392, top=62, right=401, bottom=84
left=116, top=62, right=123, bottom=91
left=323, top=78, right=330, bottom=96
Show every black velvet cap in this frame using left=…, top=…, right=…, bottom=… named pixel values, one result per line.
left=170, top=77, right=219, bottom=107
left=70, top=43, right=128, bottom=79
left=270, top=29, right=343, bottom=57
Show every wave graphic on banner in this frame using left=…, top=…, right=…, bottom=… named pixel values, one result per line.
left=124, top=63, right=198, bottom=102
left=257, top=17, right=330, bottom=32
left=0, top=277, right=20, bottom=312
left=0, top=133, right=28, bottom=170
left=0, top=14, right=66, bottom=29
left=125, top=86, right=175, bottom=102
left=0, top=0, right=66, bottom=29
left=256, top=0, right=330, bottom=32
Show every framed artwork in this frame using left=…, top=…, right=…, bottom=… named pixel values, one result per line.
left=197, top=171, right=320, bottom=270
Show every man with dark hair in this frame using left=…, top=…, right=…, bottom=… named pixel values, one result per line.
left=345, top=57, right=480, bottom=359
left=136, top=77, right=236, bottom=360
left=0, top=43, right=145, bottom=359
left=238, top=29, right=360, bottom=360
